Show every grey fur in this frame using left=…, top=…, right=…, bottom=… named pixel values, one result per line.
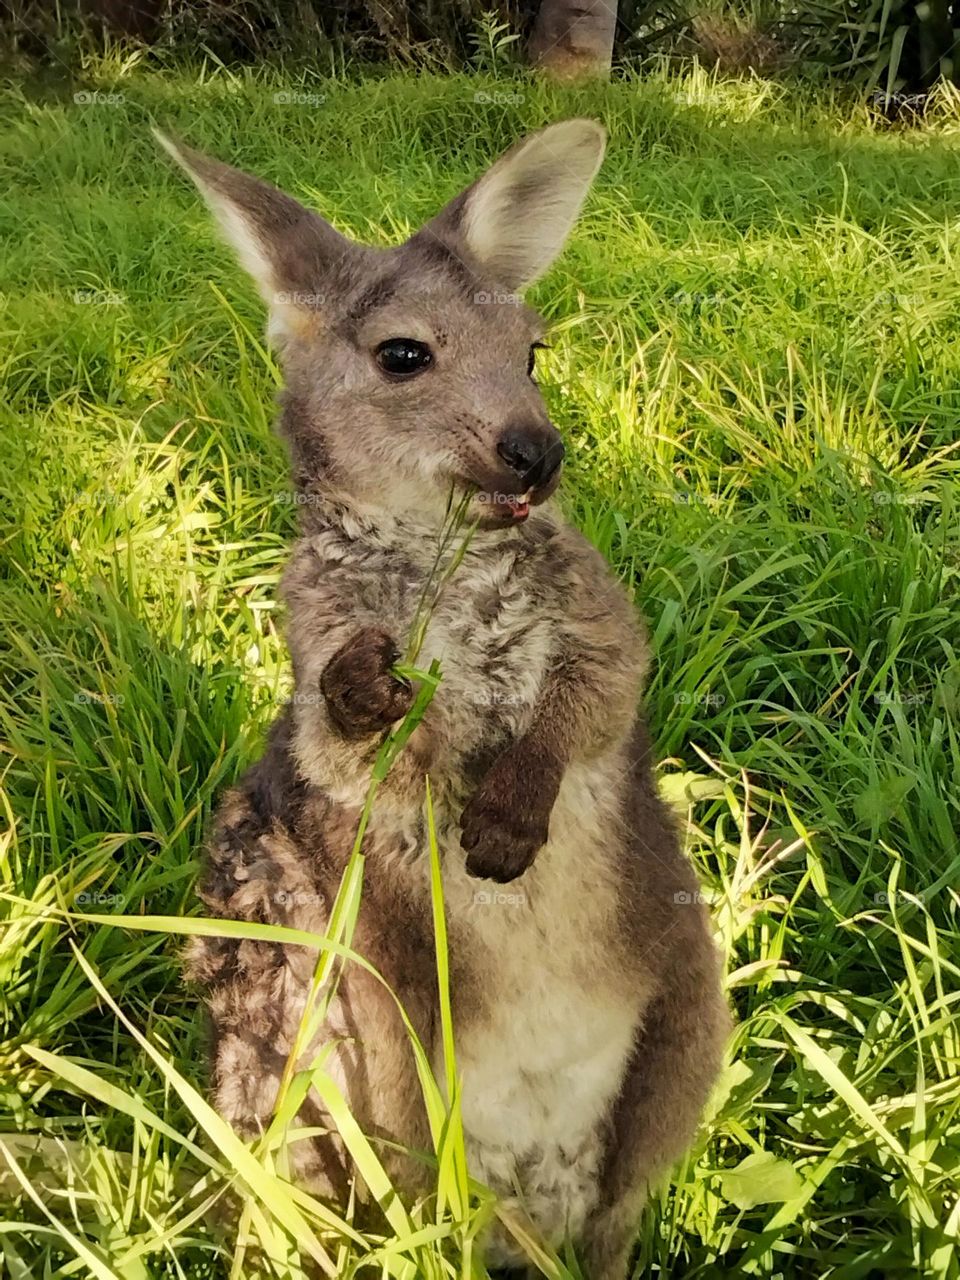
left=160, top=120, right=730, bottom=1278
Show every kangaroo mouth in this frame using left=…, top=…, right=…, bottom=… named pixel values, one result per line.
left=455, top=464, right=562, bottom=526
left=478, top=488, right=533, bottom=522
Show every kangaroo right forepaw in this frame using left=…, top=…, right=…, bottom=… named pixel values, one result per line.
left=319, top=627, right=413, bottom=739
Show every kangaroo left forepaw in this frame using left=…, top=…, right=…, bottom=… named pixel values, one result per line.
left=459, top=743, right=562, bottom=883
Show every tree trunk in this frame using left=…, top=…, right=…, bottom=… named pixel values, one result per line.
left=528, top=0, right=617, bottom=79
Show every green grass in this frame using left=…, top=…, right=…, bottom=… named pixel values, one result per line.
left=1, top=52, right=959, bottom=1278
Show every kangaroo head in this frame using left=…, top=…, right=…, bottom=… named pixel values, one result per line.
left=157, top=120, right=605, bottom=530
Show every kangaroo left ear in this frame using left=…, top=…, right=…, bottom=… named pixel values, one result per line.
left=154, top=129, right=356, bottom=342
left=420, top=119, right=606, bottom=290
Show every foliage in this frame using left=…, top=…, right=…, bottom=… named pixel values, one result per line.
left=0, top=0, right=539, bottom=69
left=799, top=0, right=960, bottom=92
left=4, top=0, right=960, bottom=93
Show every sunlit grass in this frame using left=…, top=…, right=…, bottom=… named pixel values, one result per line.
left=0, top=54, right=958, bottom=1279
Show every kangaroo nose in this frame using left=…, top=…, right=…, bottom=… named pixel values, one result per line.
left=496, top=429, right=565, bottom=488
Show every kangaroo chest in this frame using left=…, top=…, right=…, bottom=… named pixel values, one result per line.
left=414, top=548, right=554, bottom=781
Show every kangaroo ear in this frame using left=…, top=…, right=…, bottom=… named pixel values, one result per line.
left=154, top=130, right=353, bottom=340
left=422, top=119, right=606, bottom=290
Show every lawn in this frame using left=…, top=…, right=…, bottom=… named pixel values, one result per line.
left=1, top=53, right=958, bottom=1279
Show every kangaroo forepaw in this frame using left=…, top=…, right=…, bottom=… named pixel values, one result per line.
left=459, top=743, right=562, bottom=883
left=320, top=627, right=413, bottom=739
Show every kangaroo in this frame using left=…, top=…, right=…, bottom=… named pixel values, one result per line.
left=159, top=120, right=730, bottom=1278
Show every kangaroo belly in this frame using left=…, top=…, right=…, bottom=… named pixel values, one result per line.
left=456, top=981, right=636, bottom=1260
left=441, top=755, right=647, bottom=1259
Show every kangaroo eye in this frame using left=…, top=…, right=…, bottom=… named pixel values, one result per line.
left=375, top=338, right=433, bottom=379
left=527, top=341, right=547, bottom=377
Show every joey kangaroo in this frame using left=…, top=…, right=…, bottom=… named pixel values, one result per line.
left=160, top=120, right=729, bottom=1277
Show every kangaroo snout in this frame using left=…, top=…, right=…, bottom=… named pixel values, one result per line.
left=496, top=425, right=565, bottom=490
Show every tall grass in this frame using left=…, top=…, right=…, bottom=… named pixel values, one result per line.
left=0, top=57, right=958, bottom=1278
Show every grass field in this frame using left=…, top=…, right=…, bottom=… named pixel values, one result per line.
left=1, top=52, right=959, bottom=1279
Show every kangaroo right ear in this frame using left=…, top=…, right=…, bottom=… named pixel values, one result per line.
left=154, top=130, right=354, bottom=340
left=421, top=119, right=606, bottom=290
